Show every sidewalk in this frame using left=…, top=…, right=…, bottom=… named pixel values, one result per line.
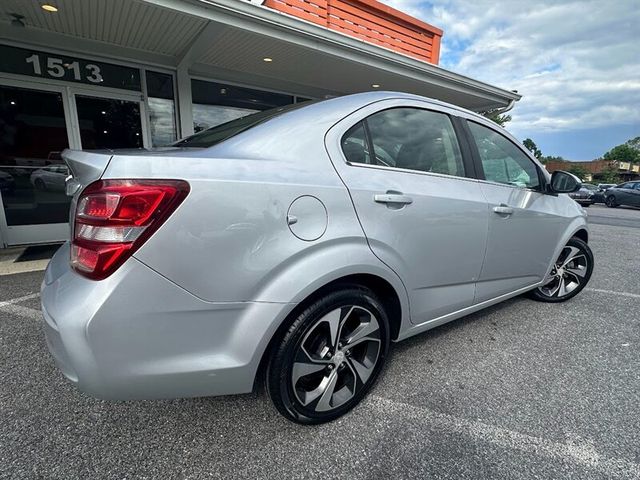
left=0, top=244, right=60, bottom=276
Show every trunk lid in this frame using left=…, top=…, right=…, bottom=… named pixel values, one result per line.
left=61, top=148, right=113, bottom=228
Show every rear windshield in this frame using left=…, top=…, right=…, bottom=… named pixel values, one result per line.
left=173, top=102, right=311, bottom=148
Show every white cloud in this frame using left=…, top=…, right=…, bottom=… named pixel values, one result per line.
left=386, top=0, right=640, bottom=138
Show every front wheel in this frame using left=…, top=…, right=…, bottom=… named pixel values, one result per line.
left=605, top=195, right=618, bottom=208
left=529, top=237, right=593, bottom=303
left=266, top=286, right=390, bottom=424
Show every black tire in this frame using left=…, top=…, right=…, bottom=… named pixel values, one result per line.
left=605, top=195, right=618, bottom=208
left=266, top=285, right=390, bottom=424
left=34, top=178, right=46, bottom=190
left=528, top=237, right=593, bottom=303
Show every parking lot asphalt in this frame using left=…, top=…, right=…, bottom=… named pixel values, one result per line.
left=1, top=204, right=638, bottom=480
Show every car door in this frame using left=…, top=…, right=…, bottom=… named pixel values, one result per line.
left=630, top=182, right=640, bottom=206
left=326, top=102, right=489, bottom=325
left=619, top=182, right=639, bottom=206
left=464, top=119, right=567, bottom=302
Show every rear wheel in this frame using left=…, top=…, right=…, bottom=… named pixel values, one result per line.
left=529, top=237, right=593, bottom=303
left=266, top=286, right=390, bottom=424
left=605, top=195, right=618, bottom=208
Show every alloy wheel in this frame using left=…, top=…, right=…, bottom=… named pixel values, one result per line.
left=291, top=305, right=381, bottom=412
left=537, top=245, right=589, bottom=298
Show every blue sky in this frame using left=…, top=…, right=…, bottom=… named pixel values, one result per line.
left=387, top=0, right=640, bottom=160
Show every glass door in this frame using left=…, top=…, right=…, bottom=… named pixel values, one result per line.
left=73, top=93, right=144, bottom=149
left=0, top=81, right=147, bottom=247
left=0, top=83, right=73, bottom=246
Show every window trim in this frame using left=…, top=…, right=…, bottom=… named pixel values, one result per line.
left=463, top=119, right=547, bottom=192
left=340, top=106, right=474, bottom=181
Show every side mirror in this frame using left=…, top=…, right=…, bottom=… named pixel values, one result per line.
left=549, top=170, right=581, bottom=193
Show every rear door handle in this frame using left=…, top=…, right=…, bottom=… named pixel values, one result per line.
left=374, top=193, right=413, bottom=205
left=493, top=205, right=514, bottom=215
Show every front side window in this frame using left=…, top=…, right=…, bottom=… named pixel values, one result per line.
left=341, top=108, right=465, bottom=177
left=468, top=121, right=541, bottom=190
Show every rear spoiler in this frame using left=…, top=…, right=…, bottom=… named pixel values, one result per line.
left=62, top=149, right=113, bottom=196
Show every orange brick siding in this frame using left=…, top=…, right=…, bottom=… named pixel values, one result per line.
left=545, top=160, right=610, bottom=174
left=264, top=0, right=443, bottom=64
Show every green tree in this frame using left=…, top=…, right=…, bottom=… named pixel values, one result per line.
left=482, top=109, right=512, bottom=127
left=598, top=162, right=621, bottom=184
left=522, top=138, right=542, bottom=159
left=567, top=164, right=589, bottom=181
left=603, top=144, right=640, bottom=164
left=625, top=136, right=640, bottom=151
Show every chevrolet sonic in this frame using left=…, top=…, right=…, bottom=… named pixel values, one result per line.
left=41, top=92, right=593, bottom=424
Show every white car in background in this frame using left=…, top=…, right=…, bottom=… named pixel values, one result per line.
left=30, top=164, right=69, bottom=191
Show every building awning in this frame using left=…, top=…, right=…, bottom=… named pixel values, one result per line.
left=1, top=0, right=520, bottom=112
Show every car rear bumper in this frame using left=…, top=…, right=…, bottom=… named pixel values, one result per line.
left=41, top=242, right=293, bottom=400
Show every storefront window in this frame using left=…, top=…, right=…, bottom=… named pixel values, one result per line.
left=191, top=79, right=293, bottom=132
left=146, top=71, right=177, bottom=146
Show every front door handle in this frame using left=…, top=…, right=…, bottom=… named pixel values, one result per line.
left=493, top=205, right=514, bottom=215
left=374, top=193, right=413, bottom=205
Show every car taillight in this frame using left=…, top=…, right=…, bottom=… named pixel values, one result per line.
left=71, top=179, right=189, bottom=280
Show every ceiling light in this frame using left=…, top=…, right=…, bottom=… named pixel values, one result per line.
left=371, top=84, right=380, bottom=88
left=263, top=58, right=273, bottom=62
left=10, top=101, right=16, bottom=105
left=41, top=4, right=58, bottom=12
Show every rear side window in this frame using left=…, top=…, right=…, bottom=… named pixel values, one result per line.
left=341, top=123, right=371, bottom=165
left=341, top=108, right=465, bottom=177
left=468, top=121, right=540, bottom=190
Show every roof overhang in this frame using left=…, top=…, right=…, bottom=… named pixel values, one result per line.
left=0, top=0, right=521, bottom=111
left=162, top=0, right=521, bottom=111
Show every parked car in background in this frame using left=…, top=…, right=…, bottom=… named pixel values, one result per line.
left=30, top=164, right=69, bottom=191
left=569, top=184, right=595, bottom=207
left=592, top=183, right=617, bottom=204
left=604, top=182, right=640, bottom=208
left=0, top=170, right=15, bottom=193
left=41, top=92, right=594, bottom=424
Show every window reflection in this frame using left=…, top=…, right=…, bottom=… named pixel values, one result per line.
left=191, top=79, right=293, bottom=131
left=76, top=95, right=143, bottom=149
left=146, top=71, right=177, bottom=146
left=0, top=85, right=71, bottom=225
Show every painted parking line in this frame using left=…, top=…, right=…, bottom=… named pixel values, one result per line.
left=586, top=288, right=640, bottom=299
left=0, top=293, right=41, bottom=321
left=0, top=293, right=39, bottom=308
left=368, top=395, right=640, bottom=480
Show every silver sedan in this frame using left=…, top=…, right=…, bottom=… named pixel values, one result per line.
left=41, top=92, right=594, bottom=424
